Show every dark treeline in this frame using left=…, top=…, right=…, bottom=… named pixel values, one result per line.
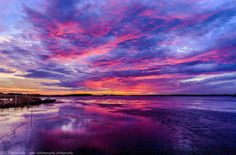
left=43, top=93, right=236, bottom=97
left=1, top=92, right=235, bottom=98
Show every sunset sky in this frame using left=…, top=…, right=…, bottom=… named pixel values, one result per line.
left=0, top=0, right=236, bottom=94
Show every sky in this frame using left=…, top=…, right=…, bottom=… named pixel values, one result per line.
left=0, top=0, right=236, bottom=95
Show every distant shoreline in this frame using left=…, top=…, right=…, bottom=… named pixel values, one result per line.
left=42, top=94, right=236, bottom=97
left=1, top=93, right=235, bottom=97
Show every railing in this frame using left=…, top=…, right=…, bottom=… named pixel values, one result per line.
left=0, top=95, right=55, bottom=108
left=0, top=95, right=42, bottom=108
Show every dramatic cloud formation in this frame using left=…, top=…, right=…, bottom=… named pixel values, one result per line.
left=0, top=0, right=236, bottom=94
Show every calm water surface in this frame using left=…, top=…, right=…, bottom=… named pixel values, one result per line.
left=0, top=96, right=236, bottom=154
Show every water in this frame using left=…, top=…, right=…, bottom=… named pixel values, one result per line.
left=0, top=96, right=236, bottom=155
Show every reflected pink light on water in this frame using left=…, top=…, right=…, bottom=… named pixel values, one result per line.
left=1, top=96, right=236, bottom=154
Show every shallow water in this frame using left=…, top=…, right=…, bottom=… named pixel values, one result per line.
left=0, top=96, right=236, bottom=154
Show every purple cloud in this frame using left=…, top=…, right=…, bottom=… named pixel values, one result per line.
left=0, top=0, right=235, bottom=94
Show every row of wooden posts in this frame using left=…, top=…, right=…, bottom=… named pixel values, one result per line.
left=0, top=95, right=42, bottom=108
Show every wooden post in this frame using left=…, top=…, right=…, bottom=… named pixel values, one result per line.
left=27, top=94, right=29, bottom=107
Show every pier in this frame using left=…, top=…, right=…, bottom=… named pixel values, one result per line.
left=0, top=94, right=56, bottom=109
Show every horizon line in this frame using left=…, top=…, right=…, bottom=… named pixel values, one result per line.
left=1, top=92, right=235, bottom=96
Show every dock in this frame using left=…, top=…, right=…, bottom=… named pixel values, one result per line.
left=0, top=94, right=56, bottom=109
